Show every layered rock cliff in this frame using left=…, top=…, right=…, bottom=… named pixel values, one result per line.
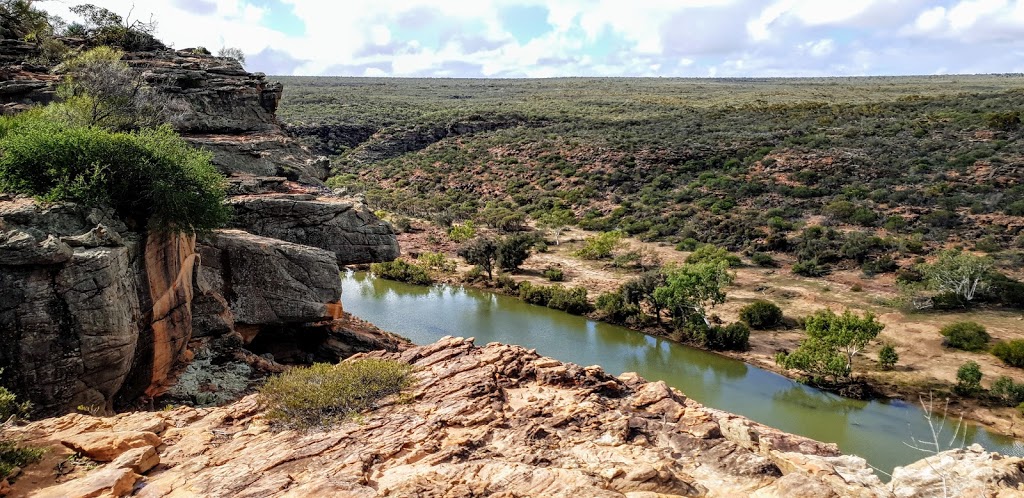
left=0, top=42, right=401, bottom=415
left=6, top=337, right=1022, bottom=497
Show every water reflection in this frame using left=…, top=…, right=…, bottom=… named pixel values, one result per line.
left=341, top=271, right=1024, bottom=475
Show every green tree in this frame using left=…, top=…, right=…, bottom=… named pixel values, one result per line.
left=622, top=270, right=666, bottom=323
left=878, top=343, right=899, bottom=371
left=921, top=249, right=994, bottom=305
left=458, top=237, right=498, bottom=279
left=776, top=309, right=884, bottom=382
left=955, top=361, right=983, bottom=396
left=537, top=208, right=575, bottom=245
left=496, top=233, right=534, bottom=272
left=447, top=221, right=476, bottom=243
left=654, top=261, right=733, bottom=328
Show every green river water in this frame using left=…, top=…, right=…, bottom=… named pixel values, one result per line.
left=341, top=271, right=1024, bottom=476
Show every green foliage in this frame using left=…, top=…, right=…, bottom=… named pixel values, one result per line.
left=986, top=111, right=1021, bottom=131
left=537, top=208, right=575, bottom=244
left=596, top=291, right=639, bottom=323
left=574, top=230, right=624, bottom=260
left=458, top=237, right=498, bottom=279
left=69, top=3, right=160, bottom=50
left=259, top=359, right=413, bottom=430
left=0, top=440, right=43, bottom=480
left=704, top=322, right=750, bottom=351
left=547, top=286, right=593, bottom=315
left=416, top=252, right=456, bottom=273
left=878, top=343, right=899, bottom=370
left=685, top=245, right=741, bottom=267
left=751, top=252, right=777, bottom=267
left=992, top=340, right=1024, bottom=368
left=990, top=376, right=1024, bottom=406
left=920, top=249, right=994, bottom=305
left=654, top=261, right=733, bottom=327
left=518, top=282, right=592, bottom=315
left=447, top=221, right=476, bottom=243
left=370, top=260, right=433, bottom=285
left=0, top=112, right=228, bottom=233
left=955, top=361, right=983, bottom=396
left=739, top=300, right=784, bottom=330
left=939, top=321, right=990, bottom=352
left=542, top=266, right=564, bottom=282
left=776, top=309, right=885, bottom=382
left=792, top=258, right=830, bottom=277
left=496, top=233, right=535, bottom=272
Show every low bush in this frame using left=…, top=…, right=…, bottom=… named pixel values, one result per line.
left=940, top=322, right=990, bottom=352
left=705, top=322, right=750, bottom=351
left=542, top=266, right=564, bottom=281
left=993, top=340, right=1024, bottom=368
left=596, top=291, right=639, bottom=323
left=739, top=300, right=783, bottom=329
left=685, top=245, right=741, bottom=267
left=370, top=260, right=433, bottom=285
left=547, top=286, right=593, bottom=315
left=259, top=359, right=413, bottom=429
left=991, top=376, right=1024, bottom=406
left=416, top=252, right=456, bottom=273
left=792, top=258, right=830, bottom=277
left=955, top=361, right=983, bottom=396
left=751, top=252, right=777, bottom=267
left=447, top=221, right=475, bottom=242
left=574, top=230, right=623, bottom=260
left=878, top=344, right=899, bottom=370
left=0, top=113, right=228, bottom=233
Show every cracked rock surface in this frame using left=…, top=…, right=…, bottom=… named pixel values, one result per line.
left=10, top=337, right=1019, bottom=497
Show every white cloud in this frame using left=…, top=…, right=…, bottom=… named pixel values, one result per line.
left=36, top=0, right=1024, bottom=77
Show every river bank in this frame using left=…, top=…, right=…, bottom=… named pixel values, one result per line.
left=385, top=220, right=1024, bottom=442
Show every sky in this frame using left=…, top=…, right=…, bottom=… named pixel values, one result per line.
left=38, top=0, right=1024, bottom=77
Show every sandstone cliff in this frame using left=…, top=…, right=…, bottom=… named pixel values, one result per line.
left=0, top=197, right=405, bottom=416
left=5, top=337, right=1022, bottom=497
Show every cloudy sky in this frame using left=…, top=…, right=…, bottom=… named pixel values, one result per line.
left=38, top=0, right=1024, bottom=77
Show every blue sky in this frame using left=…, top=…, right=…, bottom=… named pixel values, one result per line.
left=40, top=0, right=1024, bottom=77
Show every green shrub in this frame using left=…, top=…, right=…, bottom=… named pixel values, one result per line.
left=518, top=281, right=553, bottom=306
left=596, top=291, right=639, bottom=323
left=686, top=244, right=741, bottom=267
left=955, top=360, right=983, bottom=396
left=792, top=258, right=830, bottom=277
left=574, top=230, right=623, bottom=260
left=370, top=260, right=433, bottom=285
left=0, top=113, right=228, bottom=233
left=993, top=340, right=1024, bottom=368
left=495, top=273, right=519, bottom=293
left=447, top=221, right=476, bottom=242
left=542, top=266, right=564, bottom=282
left=675, top=238, right=699, bottom=251
left=416, top=252, right=456, bottom=273
left=751, top=252, right=777, bottom=267
left=0, top=439, right=43, bottom=480
left=259, top=359, right=413, bottom=429
left=990, top=376, right=1024, bottom=406
left=705, top=322, right=750, bottom=351
left=547, top=286, right=593, bottom=315
left=739, top=300, right=783, bottom=330
left=878, top=343, right=899, bottom=370
left=940, top=322, right=990, bottom=352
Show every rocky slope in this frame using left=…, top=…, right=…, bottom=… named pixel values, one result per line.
left=3, top=337, right=1021, bottom=497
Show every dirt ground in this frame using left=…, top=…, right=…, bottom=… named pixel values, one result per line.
left=394, top=222, right=1024, bottom=439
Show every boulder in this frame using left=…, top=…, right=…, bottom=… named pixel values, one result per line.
left=61, top=431, right=162, bottom=462
left=194, top=229, right=341, bottom=326
left=226, top=195, right=399, bottom=265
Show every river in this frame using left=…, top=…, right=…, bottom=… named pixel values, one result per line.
left=341, top=271, right=1024, bottom=476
